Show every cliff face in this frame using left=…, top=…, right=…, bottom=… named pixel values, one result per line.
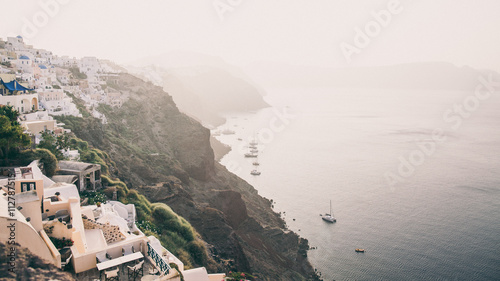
left=68, top=73, right=319, bottom=280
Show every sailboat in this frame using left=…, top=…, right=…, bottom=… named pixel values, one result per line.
left=245, top=135, right=259, bottom=157
left=221, top=128, right=236, bottom=135
left=244, top=152, right=258, bottom=158
left=322, top=200, right=336, bottom=223
left=249, top=139, right=258, bottom=146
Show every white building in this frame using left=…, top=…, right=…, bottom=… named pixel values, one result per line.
left=38, top=89, right=81, bottom=117
left=52, top=56, right=78, bottom=67
left=6, top=36, right=25, bottom=51
left=0, top=162, right=226, bottom=280
left=0, top=91, right=38, bottom=114
left=16, top=55, right=33, bottom=73
left=79, top=56, right=102, bottom=78
left=55, top=67, right=71, bottom=85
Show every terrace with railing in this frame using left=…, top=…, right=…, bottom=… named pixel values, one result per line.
left=147, top=242, right=171, bottom=275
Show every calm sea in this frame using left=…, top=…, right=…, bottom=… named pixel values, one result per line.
left=215, top=88, right=500, bottom=281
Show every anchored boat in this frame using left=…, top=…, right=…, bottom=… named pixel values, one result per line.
left=250, top=169, right=261, bottom=175
left=322, top=200, right=336, bottom=223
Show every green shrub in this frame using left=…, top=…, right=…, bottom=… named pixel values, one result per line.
left=101, top=175, right=128, bottom=190
left=175, top=249, right=193, bottom=269
left=49, top=237, right=74, bottom=249
left=102, top=186, right=116, bottom=199
left=151, top=205, right=195, bottom=242
left=80, top=191, right=108, bottom=205
left=20, top=149, right=58, bottom=177
left=152, top=206, right=176, bottom=222
left=186, top=240, right=207, bottom=265
left=136, top=220, right=159, bottom=235
left=127, top=189, right=140, bottom=201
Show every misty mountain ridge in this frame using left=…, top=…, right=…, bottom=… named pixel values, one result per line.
left=244, top=61, right=500, bottom=91
left=127, top=51, right=268, bottom=127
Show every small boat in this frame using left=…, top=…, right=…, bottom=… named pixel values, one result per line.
left=252, top=161, right=260, bottom=166
left=221, top=129, right=236, bottom=135
left=322, top=200, right=336, bottom=223
left=355, top=248, right=365, bottom=253
left=250, top=149, right=258, bottom=153
left=244, top=153, right=258, bottom=158
left=250, top=170, right=261, bottom=175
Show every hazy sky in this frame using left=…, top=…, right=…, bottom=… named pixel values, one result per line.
left=1, top=0, right=499, bottom=71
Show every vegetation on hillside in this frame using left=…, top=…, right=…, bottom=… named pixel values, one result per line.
left=65, top=91, right=90, bottom=118
left=0, top=102, right=209, bottom=269
left=20, top=148, right=58, bottom=177
left=57, top=73, right=320, bottom=279
left=0, top=105, right=31, bottom=162
left=37, top=131, right=67, bottom=160
left=55, top=115, right=212, bottom=269
left=69, top=67, right=87, bottom=79
left=109, top=178, right=211, bottom=269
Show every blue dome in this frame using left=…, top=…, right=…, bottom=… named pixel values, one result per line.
left=16, top=35, right=22, bottom=39
left=19, top=55, right=30, bottom=60
left=39, top=64, right=47, bottom=69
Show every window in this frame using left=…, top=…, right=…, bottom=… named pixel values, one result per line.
left=21, top=182, right=36, bottom=192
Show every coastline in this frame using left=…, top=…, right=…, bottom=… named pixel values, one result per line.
left=210, top=135, right=232, bottom=161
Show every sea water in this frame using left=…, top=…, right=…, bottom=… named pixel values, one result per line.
left=215, top=88, right=500, bottom=280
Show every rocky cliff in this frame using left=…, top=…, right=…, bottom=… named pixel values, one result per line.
left=63, top=73, right=320, bottom=280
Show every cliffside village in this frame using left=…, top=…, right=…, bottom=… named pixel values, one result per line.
left=0, top=36, right=227, bottom=281
left=0, top=36, right=126, bottom=144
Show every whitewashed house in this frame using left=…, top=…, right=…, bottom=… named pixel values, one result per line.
left=38, top=89, right=81, bottom=117
left=56, top=67, right=71, bottom=85
left=16, top=55, right=33, bottom=73
left=6, top=36, right=25, bottom=51
left=79, top=56, right=102, bottom=78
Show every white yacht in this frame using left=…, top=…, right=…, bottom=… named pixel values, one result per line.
left=322, top=200, right=336, bottom=223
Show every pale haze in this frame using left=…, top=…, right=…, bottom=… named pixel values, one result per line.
left=1, top=0, right=500, bottom=72
left=1, top=1, right=500, bottom=280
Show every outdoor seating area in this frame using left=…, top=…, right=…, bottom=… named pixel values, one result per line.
left=75, top=258, right=158, bottom=281
left=104, top=268, right=119, bottom=281
left=122, top=245, right=134, bottom=256
left=127, top=260, right=144, bottom=280
left=96, top=248, right=145, bottom=280
left=96, top=251, right=112, bottom=263
left=0, top=161, right=226, bottom=280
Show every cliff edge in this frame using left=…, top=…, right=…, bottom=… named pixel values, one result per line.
left=61, top=73, right=320, bottom=280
